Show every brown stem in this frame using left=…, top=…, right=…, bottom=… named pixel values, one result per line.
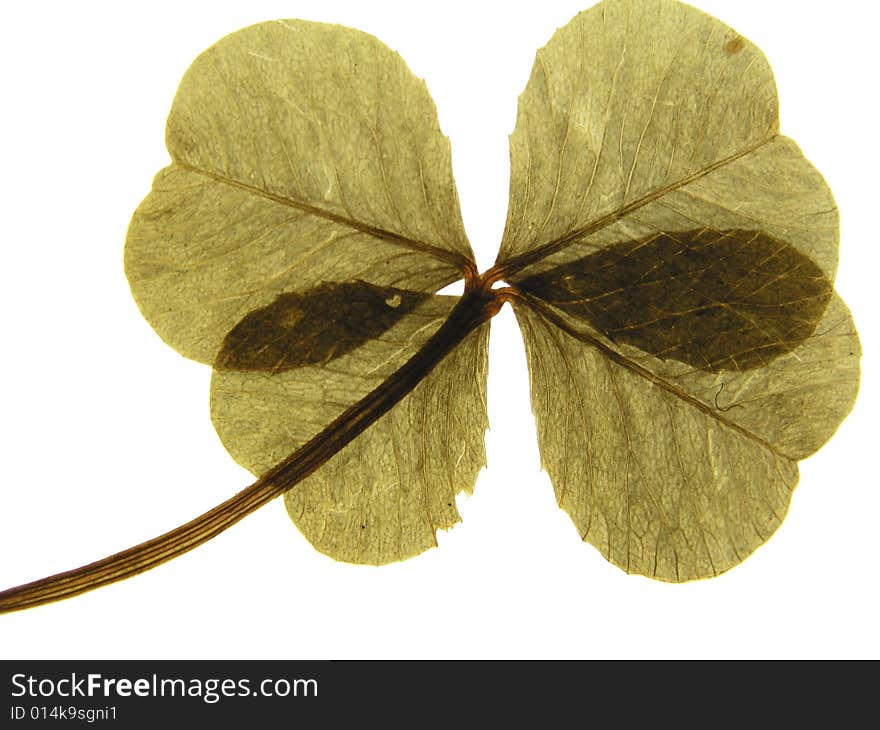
left=0, top=288, right=500, bottom=614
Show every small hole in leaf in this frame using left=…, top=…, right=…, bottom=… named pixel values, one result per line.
left=436, top=279, right=464, bottom=296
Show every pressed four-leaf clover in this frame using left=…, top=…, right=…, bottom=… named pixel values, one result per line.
left=0, top=0, right=859, bottom=612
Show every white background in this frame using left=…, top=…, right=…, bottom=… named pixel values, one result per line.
left=0, top=0, right=876, bottom=659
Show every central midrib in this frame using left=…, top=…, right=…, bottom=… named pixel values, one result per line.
left=518, top=291, right=794, bottom=463
left=498, top=134, right=779, bottom=278
left=175, top=161, right=472, bottom=272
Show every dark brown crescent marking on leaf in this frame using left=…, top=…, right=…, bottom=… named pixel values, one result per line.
left=516, top=228, right=833, bottom=372
left=215, top=281, right=431, bottom=372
